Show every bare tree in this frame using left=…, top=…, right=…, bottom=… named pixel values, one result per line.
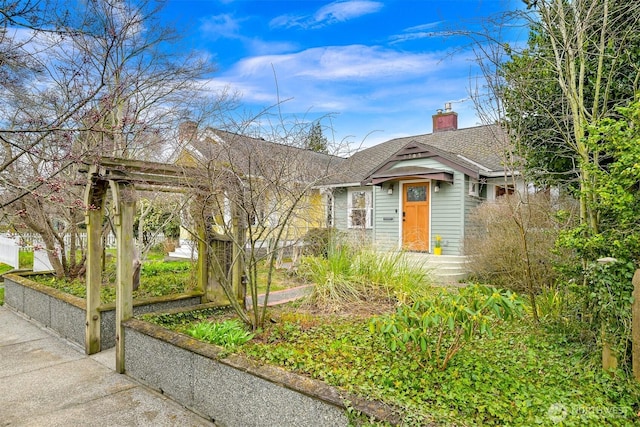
left=0, top=0, right=223, bottom=277
left=182, top=119, right=343, bottom=329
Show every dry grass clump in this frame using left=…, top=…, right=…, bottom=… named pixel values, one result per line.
left=296, top=242, right=433, bottom=313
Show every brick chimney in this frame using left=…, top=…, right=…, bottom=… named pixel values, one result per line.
left=432, top=102, right=458, bottom=132
left=178, top=120, right=198, bottom=142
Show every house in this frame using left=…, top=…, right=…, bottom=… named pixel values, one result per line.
left=321, top=105, right=520, bottom=272
left=176, top=124, right=343, bottom=254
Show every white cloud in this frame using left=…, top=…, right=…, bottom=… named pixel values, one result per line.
left=203, top=47, right=471, bottom=130
left=314, top=1, right=383, bottom=24
left=270, top=1, right=383, bottom=29
left=389, top=21, right=448, bottom=44
left=200, top=43, right=482, bottom=147
left=269, top=13, right=306, bottom=29
left=200, top=14, right=243, bottom=40
left=404, top=21, right=444, bottom=33
left=233, top=45, right=444, bottom=81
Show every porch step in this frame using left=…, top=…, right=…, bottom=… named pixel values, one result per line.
left=167, top=239, right=198, bottom=260
left=403, top=253, right=469, bottom=284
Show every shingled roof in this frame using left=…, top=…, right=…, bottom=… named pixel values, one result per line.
left=323, top=124, right=511, bottom=186
left=185, top=128, right=344, bottom=182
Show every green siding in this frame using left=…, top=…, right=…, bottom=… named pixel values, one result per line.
left=430, top=170, right=465, bottom=255
left=373, top=185, right=400, bottom=250
left=333, top=188, right=349, bottom=230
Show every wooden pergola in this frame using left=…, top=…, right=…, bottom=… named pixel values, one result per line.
left=83, top=157, right=242, bottom=373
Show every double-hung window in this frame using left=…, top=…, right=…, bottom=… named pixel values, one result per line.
left=348, top=189, right=373, bottom=228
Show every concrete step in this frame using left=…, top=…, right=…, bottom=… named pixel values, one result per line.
left=400, top=253, right=469, bottom=284
left=167, top=243, right=198, bottom=260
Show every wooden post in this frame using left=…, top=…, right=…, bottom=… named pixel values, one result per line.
left=597, top=257, right=619, bottom=371
left=193, top=196, right=217, bottom=303
left=231, top=212, right=245, bottom=304
left=602, top=336, right=618, bottom=371
left=196, top=224, right=209, bottom=300
left=84, top=178, right=106, bottom=355
left=112, top=181, right=135, bottom=374
left=632, top=269, right=640, bottom=380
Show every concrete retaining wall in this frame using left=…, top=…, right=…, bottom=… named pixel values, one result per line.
left=124, top=319, right=398, bottom=427
left=3, top=273, right=203, bottom=350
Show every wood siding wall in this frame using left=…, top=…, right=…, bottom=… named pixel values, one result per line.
left=432, top=170, right=466, bottom=255
left=373, top=185, right=399, bottom=250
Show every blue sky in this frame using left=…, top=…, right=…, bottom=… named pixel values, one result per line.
left=162, top=0, right=522, bottom=149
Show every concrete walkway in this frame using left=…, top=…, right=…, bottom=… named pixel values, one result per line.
left=245, top=284, right=313, bottom=308
left=0, top=306, right=214, bottom=427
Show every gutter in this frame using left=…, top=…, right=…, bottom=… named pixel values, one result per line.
left=313, top=182, right=363, bottom=189
left=456, top=154, right=491, bottom=172
left=455, top=154, right=521, bottom=179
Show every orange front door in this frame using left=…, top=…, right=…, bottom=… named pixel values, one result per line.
left=402, top=182, right=430, bottom=251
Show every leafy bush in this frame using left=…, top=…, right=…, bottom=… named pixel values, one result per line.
left=0, top=287, right=4, bottom=305
left=141, top=260, right=192, bottom=276
left=582, top=260, right=636, bottom=367
left=187, top=319, right=254, bottom=349
left=371, top=285, right=524, bottom=370
left=301, top=227, right=335, bottom=258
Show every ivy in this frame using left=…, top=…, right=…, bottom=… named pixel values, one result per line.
left=187, top=319, right=254, bottom=349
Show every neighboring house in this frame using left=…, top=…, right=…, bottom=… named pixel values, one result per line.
left=176, top=124, right=343, bottom=246
left=321, top=105, right=521, bottom=258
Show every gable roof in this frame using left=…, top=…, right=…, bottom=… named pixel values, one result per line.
left=184, top=128, right=344, bottom=182
left=323, top=124, right=511, bottom=186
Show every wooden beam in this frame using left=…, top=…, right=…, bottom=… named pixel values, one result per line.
left=83, top=158, right=209, bottom=190
left=97, top=157, right=198, bottom=175
left=111, top=181, right=136, bottom=374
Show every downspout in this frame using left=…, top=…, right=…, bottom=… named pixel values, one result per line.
left=460, top=173, right=466, bottom=256
left=372, top=184, right=377, bottom=247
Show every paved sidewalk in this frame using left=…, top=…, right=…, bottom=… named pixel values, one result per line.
left=0, top=306, right=214, bottom=427
left=245, top=284, right=313, bottom=308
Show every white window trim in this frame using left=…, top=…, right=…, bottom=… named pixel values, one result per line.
left=347, top=188, right=373, bottom=229
left=325, top=191, right=335, bottom=227
left=468, top=180, right=479, bottom=197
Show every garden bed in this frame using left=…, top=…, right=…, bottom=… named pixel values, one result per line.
left=123, top=308, right=399, bottom=426
left=3, top=272, right=203, bottom=350
left=137, top=297, right=640, bottom=426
